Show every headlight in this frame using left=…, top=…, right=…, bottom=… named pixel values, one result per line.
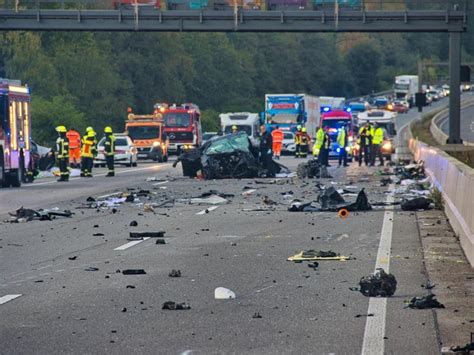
left=345, top=146, right=351, bottom=152
left=348, top=136, right=354, bottom=142
left=336, top=147, right=341, bottom=153
left=153, top=141, right=160, bottom=147
left=382, top=141, right=392, bottom=150
left=354, top=144, right=360, bottom=150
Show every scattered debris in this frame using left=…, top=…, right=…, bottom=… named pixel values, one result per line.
left=168, top=269, right=182, bottom=278
left=121, top=307, right=127, bottom=312
left=288, top=250, right=350, bottom=262
left=93, top=233, right=104, bottom=236
left=406, top=294, right=445, bottom=309
left=359, top=268, right=397, bottom=297
left=450, top=339, right=474, bottom=353
left=214, top=287, right=236, bottom=300
left=185, top=195, right=229, bottom=205
left=129, top=231, right=165, bottom=239
left=126, top=285, right=136, bottom=289
left=338, top=189, right=372, bottom=212
left=252, top=312, right=262, bottom=319
left=401, top=197, right=433, bottom=211
left=421, top=281, right=436, bottom=290
left=155, top=238, right=167, bottom=244
left=7, top=207, right=73, bottom=223
left=122, top=269, right=147, bottom=275
left=307, top=262, right=319, bottom=269
left=162, top=301, right=191, bottom=310
left=355, top=313, right=374, bottom=318
left=262, top=196, right=277, bottom=205
left=296, top=160, right=321, bottom=179
left=68, top=256, right=77, bottom=261
left=129, top=221, right=138, bottom=227
left=85, top=267, right=99, bottom=272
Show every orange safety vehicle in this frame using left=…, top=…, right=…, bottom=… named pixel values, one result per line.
left=125, top=109, right=169, bottom=162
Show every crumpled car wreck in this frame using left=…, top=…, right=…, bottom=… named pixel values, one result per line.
left=173, top=132, right=288, bottom=179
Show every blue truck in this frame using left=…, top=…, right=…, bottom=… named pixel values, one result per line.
left=264, top=94, right=320, bottom=139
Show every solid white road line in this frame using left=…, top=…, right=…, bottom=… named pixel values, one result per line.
left=361, top=184, right=395, bottom=355
left=0, top=294, right=22, bottom=305
left=24, top=164, right=172, bottom=187
left=114, top=237, right=150, bottom=251
left=196, top=206, right=219, bottom=215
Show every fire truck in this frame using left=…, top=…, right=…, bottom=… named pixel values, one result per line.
left=156, top=103, right=202, bottom=155
left=0, top=79, right=32, bottom=188
left=125, top=109, right=169, bottom=162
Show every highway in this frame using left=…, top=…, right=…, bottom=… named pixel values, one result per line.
left=439, top=94, right=474, bottom=143
left=0, top=154, right=456, bottom=354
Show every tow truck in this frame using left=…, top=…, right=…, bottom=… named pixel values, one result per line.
left=0, top=79, right=32, bottom=187
left=125, top=109, right=169, bottom=162
left=156, top=103, right=202, bottom=155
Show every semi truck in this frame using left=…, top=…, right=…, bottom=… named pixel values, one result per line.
left=0, top=79, right=32, bottom=187
left=394, top=75, right=419, bottom=107
left=265, top=94, right=320, bottom=138
left=220, top=112, right=261, bottom=147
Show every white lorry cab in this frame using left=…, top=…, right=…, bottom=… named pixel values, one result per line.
left=220, top=112, right=261, bottom=147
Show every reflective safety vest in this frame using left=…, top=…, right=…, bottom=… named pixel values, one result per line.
left=373, top=127, right=384, bottom=145
left=81, top=136, right=94, bottom=158
left=337, top=129, right=346, bottom=147
left=56, top=136, right=69, bottom=159
left=294, top=132, right=302, bottom=144
left=104, top=134, right=116, bottom=156
left=66, top=130, right=81, bottom=149
left=315, top=128, right=324, bottom=148
left=271, top=129, right=284, bottom=144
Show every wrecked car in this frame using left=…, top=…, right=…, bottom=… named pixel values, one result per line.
left=173, top=132, right=288, bottom=179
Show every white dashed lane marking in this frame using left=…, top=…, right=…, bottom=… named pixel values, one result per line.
left=196, top=206, right=219, bottom=215
left=0, top=294, right=22, bottom=305
left=114, top=238, right=150, bottom=251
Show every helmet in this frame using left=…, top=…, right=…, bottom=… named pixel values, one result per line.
left=87, top=130, right=95, bottom=137
left=232, top=125, right=237, bottom=131
left=86, top=126, right=94, bottom=132
left=56, top=125, right=66, bottom=133
left=297, top=125, right=302, bottom=131
left=104, top=126, right=113, bottom=133
left=302, top=127, right=307, bottom=133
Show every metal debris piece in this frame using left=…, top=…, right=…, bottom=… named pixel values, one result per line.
left=359, top=268, right=397, bottom=297
left=162, top=301, right=191, bottom=310
left=122, top=269, right=147, bottom=275
left=168, top=269, right=181, bottom=278
left=85, top=267, right=99, bottom=272
left=252, top=312, right=262, bottom=319
left=8, top=207, right=73, bottom=222
left=129, top=231, right=165, bottom=239
left=406, top=294, right=445, bottom=309
left=401, top=197, right=433, bottom=211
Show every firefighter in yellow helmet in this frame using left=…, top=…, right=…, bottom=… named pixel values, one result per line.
left=231, top=125, right=238, bottom=133
left=81, top=129, right=95, bottom=177
left=104, top=126, right=116, bottom=177
left=55, top=125, right=69, bottom=182
left=300, top=127, right=311, bottom=158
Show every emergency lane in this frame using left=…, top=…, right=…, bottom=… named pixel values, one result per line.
left=0, top=157, right=441, bottom=354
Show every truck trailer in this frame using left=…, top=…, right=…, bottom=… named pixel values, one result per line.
left=394, top=75, right=419, bottom=107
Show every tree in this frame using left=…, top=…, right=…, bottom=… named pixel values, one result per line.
left=345, top=41, right=382, bottom=96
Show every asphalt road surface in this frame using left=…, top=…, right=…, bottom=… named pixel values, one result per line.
left=0, top=156, right=443, bottom=354
left=438, top=91, right=474, bottom=143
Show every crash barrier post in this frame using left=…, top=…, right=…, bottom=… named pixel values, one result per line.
left=431, top=98, right=474, bottom=147
left=408, top=126, right=474, bottom=267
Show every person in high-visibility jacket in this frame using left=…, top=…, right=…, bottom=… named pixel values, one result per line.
left=300, top=127, right=311, bottom=158
left=104, top=126, right=116, bottom=177
left=85, top=126, right=98, bottom=175
left=312, top=126, right=325, bottom=158
left=55, top=125, right=70, bottom=182
left=271, top=125, right=284, bottom=160
left=294, top=125, right=303, bottom=158
left=66, top=127, right=81, bottom=168
left=367, top=122, right=375, bottom=166
left=81, top=130, right=95, bottom=177
left=371, top=122, right=385, bottom=166
left=337, top=124, right=349, bottom=167
left=319, top=126, right=331, bottom=167
left=358, top=123, right=371, bottom=166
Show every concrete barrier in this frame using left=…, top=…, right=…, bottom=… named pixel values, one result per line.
left=408, top=134, right=474, bottom=267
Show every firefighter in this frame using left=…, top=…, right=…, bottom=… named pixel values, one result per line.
left=337, top=124, right=349, bottom=167
left=271, top=125, right=284, bottom=160
left=81, top=130, right=95, bottom=177
left=319, top=126, right=331, bottom=167
left=367, top=122, right=375, bottom=166
left=66, top=127, right=81, bottom=168
left=231, top=125, right=238, bottom=133
left=371, top=122, right=385, bottom=166
left=85, top=126, right=98, bottom=175
left=55, top=125, right=70, bottom=182
left=294, top=125, right=303, bottom=158
left=104, top=126, right=116, bottom=177
left=358, top=123, right=371, bottom=166
left=300, top=127, right=310, bottom=158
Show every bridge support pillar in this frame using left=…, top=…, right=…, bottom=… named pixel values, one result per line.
left=447, top=31, right=463, bottom=144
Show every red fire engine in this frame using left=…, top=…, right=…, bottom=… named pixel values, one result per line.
left=0, top=79, right=32, bottom=188
left=155, top=103, right=202, bottom=155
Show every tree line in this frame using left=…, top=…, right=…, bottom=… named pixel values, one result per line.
left=0, top=28, right=473, bottom=145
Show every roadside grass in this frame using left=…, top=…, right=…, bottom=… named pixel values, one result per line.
left=411, top=109, right=474, bottom=168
